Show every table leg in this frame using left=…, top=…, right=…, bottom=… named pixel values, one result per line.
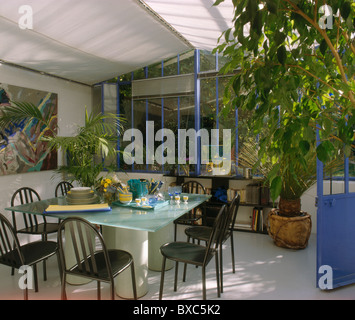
left=148, top=223, right=174, bottom=271
left=102, top=226, right=148, bottom=299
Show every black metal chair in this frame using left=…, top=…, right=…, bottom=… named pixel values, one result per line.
left=0, top=213, right=58, bottom=300
left=57, top=217, right=137, bottom=300
left=55, top=181, right=73, bottom=197
left=184, top=193, right=240, bottom=292
left=159, top=205, right=226, bottom=300
left=10, top=187, right=60, bottom=280
left=174, top=181, right=206, bottom=241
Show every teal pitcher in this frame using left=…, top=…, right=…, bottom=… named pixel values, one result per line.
left=128, top=179, right=149, bottom=199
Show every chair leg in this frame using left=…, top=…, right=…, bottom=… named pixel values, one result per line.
left=202, top=266, right=206, bottom=300
left=215, top=252, right=220, bottom=298
left=33, top=264, right=38, bottom=292
left=159, top=257, right=166, bottom=300
left=130, top=261, right=138, bottom=300
left=110, top=281, right=115, bottom=300
left=174, top=262, right=179, bottom=291
left=183, top=262, right=187, bottom=282
left=42, top=234, right=47, bottom=281
left=219, top=243, right=224, bottom=293
left=61, top=274, right=67, bottom=300
left=43, top=260, right=47, bottom=281
left=97, top=281, right=101, bottom=300
left=183, top=236, right=190, bottom=281
left=23, top=269, right=28, bottom=300
left=24, top=286, right=28, bottom=300
left=230, top=233, right=235, bottom=273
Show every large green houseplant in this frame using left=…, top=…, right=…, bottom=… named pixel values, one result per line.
left=0, top=102, right=124, bottom=187
left=214, top=0, right=354, bottom=248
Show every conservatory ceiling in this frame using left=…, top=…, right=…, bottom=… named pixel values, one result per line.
left=0, top=0, right=234, bottom=86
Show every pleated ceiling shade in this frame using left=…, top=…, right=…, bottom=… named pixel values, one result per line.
left=0, top=0, right=234, bottom=85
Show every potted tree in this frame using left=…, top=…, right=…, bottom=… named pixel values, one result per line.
left=214, top=0, right=354, bottom=248
left=266, top=153, right=315, bottom=249
left=0, top=102, right=125, bottom=187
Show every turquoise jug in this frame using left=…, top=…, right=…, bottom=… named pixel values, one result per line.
left=128, top=179, right=149, bottom=199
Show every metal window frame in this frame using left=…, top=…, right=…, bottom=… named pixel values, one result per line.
left=101, top=49, right=238, bottom=176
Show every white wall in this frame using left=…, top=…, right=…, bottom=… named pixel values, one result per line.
left=0, top=64, right=92, bottom=223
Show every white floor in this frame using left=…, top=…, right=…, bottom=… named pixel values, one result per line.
left=1, top=226, right=354, bottom=300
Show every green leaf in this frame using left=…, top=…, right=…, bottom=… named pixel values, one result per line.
left=274, top=31, right=286, bottom=46
left=251, top=10, right=263, bottom=36
left=299, top=140, right=310, bottom=155
left=319, top=39, right=327, bottom=56
left=340, top=1, right=351, bottom=20
left=246, top=0, right=257, bottom=22
left=277, top=45, right=287, bottom=65
left=270, top=176, right=282, bottom=201
left=232, top=75, right=241, bottom=93
left=265, top=0, right=278, bottom=14
left=268, top=163, right=281, bottom=183
left=344, top=144, right=352, bottom=158
left=213, top=0, right=225, bottom=6
left=316, top=140, right=334, bottom=163
left=316, top=142, right=327, bottom=163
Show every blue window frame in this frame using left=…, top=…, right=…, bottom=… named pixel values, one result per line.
left=99, top=49, right=239, bottom=176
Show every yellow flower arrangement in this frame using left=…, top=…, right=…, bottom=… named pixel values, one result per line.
left=101, top=178, right=113, bottom=192
left=96, top=177, right=120, bottom=205
left=99, top=178, right=116, bottom=193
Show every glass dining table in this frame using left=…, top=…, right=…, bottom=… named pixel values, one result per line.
left=5, top=193, right=211, bottom=299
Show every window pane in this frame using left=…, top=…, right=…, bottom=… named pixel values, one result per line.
left=179, top=96, right=196, bottom=175
left=164, top=56, right=179, bottom=77
left=147, top=99, right=163, bottom=171
left=118, top=84, right=132, bottom=171
left=200, top=50, right=216, bottom=72
left=163, top=98, right=179, bottom=173
left=217, top=76, right=236, bottom=175
left=179, top=50, right=195, bottom=75
left=201, top=77, right=217, bottom=172
left=102, top=84, right=117, bottom=169
left=148, top=62, right=162, bottom=78
left=201, top=77, right=217, bottom=132
left=131, top=100, right=146, bottom=171
left=133, top=68, right=146, bottom=80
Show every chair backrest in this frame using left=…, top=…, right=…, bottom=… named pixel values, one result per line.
left=57, top=217, right=113, bottom=281
left=11, top=187, right=44, bottom=231
left=203, top=205, right=226, bottom=266
left=181, top=181, right=206, bottom=194
left=0, top=213, right=24, bottom=267
left=220, top=193, right=241, bottom=243
left=229, top=193, right=240, bottom=230
left=55, top=181, right=73, bottom=197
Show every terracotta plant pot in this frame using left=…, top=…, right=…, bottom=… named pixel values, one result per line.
left=267, top=209, right=312, bottom=249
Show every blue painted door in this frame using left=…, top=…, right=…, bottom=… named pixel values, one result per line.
left=317, top=156, right=355, bottom=289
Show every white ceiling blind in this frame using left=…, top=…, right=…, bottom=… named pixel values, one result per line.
left=0, top=0, right=234, bottom=85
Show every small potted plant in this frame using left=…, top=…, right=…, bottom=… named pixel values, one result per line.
left=0, top=102, right=125, bottom=188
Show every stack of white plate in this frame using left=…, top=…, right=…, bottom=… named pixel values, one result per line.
left=66, top=187, right=99, bottom=205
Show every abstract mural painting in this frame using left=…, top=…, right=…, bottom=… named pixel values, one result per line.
left=0, top=83, right=58, bottom=175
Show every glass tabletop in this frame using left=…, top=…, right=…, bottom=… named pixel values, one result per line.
left=5, top=193, right=211, bottom=232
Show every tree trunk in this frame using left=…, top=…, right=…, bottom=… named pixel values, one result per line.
left=278, top=197, right=301, bottom=217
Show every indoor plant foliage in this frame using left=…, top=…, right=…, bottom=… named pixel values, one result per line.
left=0, top=102, right=125, bottom=187
left=214, top=0, right=354, bottom=203
left=214, top=0, right=354, bottom=248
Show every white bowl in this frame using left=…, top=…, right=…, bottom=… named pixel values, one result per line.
left=120, top=200, right=132, bottom=204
